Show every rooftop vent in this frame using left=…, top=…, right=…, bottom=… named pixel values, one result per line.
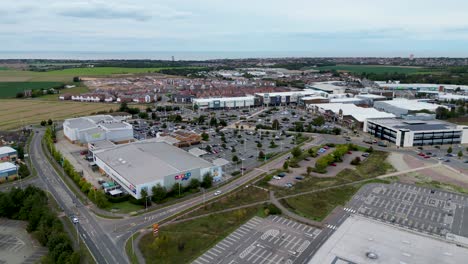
left=366, top=251, right=378, bottom=260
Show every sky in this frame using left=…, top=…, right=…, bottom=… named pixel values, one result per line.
left=2, top=0, right=468, bottom=57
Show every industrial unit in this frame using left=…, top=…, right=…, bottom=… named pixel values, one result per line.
left=0, top=162, right=17, bottom=182
left=93, top=141, right=222, bottom=199
left=374, top=98, right=445, bottom=117
left=255, top=90, right=321, bottom=105
left=365, top=118, right=468, bottom=147
left=308, top=103, right=395, bottom=130
left=63, top=115, right=133, bottom=144
left=192, top=96, right=256, bottom=109
left=0, top=146, right=17, bottom=162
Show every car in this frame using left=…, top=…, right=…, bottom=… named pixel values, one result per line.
left=446, top=153, right=454, bottom=157
left=72, top=216, right=79, bottom=224
left=80, top=150, right=88, bottom=155
left=295, top=176, right=304, bottom=180
left=285, top=183, right=293, bottom=188
left=304, top=158, right=310, bottom=161
left=330, top=163, right=337, bottom=167
left=214, top=191, right=222, bottom=196
left=445, top=159, right=451, bottom=162
left=362, top=153, right=370, bottom=157
left=438, top=157, right=444, bottom=160
left=273, top=176, right=281, bottom=180
left=249, top=155, right=254, bottom=158
left=464, top=160, right=468, bottom=163
left=424, top=155, right=430, bottom=159
left=418, top=152, right=425, bottom=156
left=347, top=151, right=352, bottom=154
left=278, top=172, right=286, bottom=177
left=323, top=146, right=330, bottom=149
left=426, top=152, right=432, bottom=155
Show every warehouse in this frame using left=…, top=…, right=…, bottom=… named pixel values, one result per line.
left=255, top=90, right=321, bottom=105
left=0, top=146, right=17, bottom=162
left=365, top=118, right=468, bottom=147
left=309, top=103, right=395, bottom=130
left=63, top=115, right=133, bottom=144
left=374, top=98, right=445, bottom=117
left=193, top=96, right=256, bottom=109
left=93, top=141, right=222, bottom=199
left=0, top=162, right=17, bottom=182
left=306, top=82, right=347, bottom=94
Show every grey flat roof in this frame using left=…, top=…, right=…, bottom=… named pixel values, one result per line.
left=65, top=118, right=96, bottom=130
left=368, top=118, right=460, bottom=132
left=94, top=141, right=213, bottom=185
left=100, top=122, right=129, bottom=129
left=309, top=215, right=468, bottom=264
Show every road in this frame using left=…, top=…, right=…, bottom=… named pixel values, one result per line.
left=30, top=130, right=127, bottom=264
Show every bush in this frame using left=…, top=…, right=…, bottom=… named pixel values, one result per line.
left=350, top=157, right=361, bottom=165
left=106, top=194, right=130, bottom=203
left=265, top=203, right=282, bottom=215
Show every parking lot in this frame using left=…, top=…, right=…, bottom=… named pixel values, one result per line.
left=346, top=182, right=468, bottom=237
left=0, top=219, right=47, bottom=264
left=193, top=215, right=322, bottom=264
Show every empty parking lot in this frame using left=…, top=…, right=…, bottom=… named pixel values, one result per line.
left=346, top=182, right=468, bottom=238
left=193, top=215, right=322, bottom=264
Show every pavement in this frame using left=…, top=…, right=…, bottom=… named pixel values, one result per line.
left=193, top=215, right=322, bottom=264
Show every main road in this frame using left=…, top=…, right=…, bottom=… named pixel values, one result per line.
left=30, top=130, right=127, bottom=264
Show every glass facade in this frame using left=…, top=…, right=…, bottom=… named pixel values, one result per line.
left=367, top=122, right=397, bottom=143
left=412, top=131, right=461, bottom=146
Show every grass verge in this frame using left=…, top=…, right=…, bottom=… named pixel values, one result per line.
left=280, top=178, right=391, bottom=221
left=139, top=206, right=262, bottom=264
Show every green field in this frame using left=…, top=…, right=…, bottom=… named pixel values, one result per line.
left=0, top=67, right=199, bottom=82
left=317, top=65, right=427, bottom=74
left=0, top=82, right=63, bottom=98
left=139, top=206, right=261, bottom=264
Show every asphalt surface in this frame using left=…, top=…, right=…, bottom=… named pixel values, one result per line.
left=30, top=130, right=127, bottom=264
left=347, top=182, right=468, bottom=238
left=193, top=215, right=322, bottom=264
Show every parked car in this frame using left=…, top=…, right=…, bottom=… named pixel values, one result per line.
left=330, top=163, right=337, bottom=167
left=273, top=176, right=281, bottom=180
left=362, top=153, right=370, bottom=157
left=214, top=190, right=222, bottom=196
left=80, top=150, right=88, bottom=155
left=285, top=183, right=293, bottom=188
left=72, top=216, right=79, bottom=224
left=295, top=176, right=304, bottom=180
left=278, top=172, right=286, bottom=178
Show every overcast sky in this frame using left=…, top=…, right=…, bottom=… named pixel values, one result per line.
left=2, top=0, right=468, bottom=57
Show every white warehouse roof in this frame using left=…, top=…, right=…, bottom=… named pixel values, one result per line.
left=309, top=215, right=468, bottom=264
left=0, top=162, right=16, bottom=172
left=376, top=98, right=442, bottom=111
left=94, top=141, right=214, bottom=185
left=193, top=96, right=255, bottom=103
left=310, top=103, right=395, bottom=122
left=0, top=146, right=16, bottom=156
left=255, top=90, right=319, bottom=97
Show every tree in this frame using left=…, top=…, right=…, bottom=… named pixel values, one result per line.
left=151, top=112, right=157, bottom=120
left=219, top=119, right=227, bottom=127
left=146, top=106, right=152, bottom=113
left=40, top=120, right=47, bottom=126
left=119, top=102, right=129, bottom=112
left=311, top=116, right=325, bottom=126
left=447, top=146, right=453, bottom=154
left=210, top=117, right=218, bottom=127
left=188, top=178, right=201, bottom=190
left=258, top=151, right=265, bottom=159
left=138, top=112, right=149, bottom=119
left=231, top=146, right=236, bottom=153
left=140, top=188, right=150, bottom=207
left=18, top=164, right=30, bottom=177
left=198, top=115, right=206, bottom=124
left=174, top=115, right=182, bottom=122
left=306, top=166, right=313, bottom=176
left=201, top=132, right=209, bottom=141
left=291, top=147, right=302, bottom=159
left=232, top=155, right=239, bottom=163
left=205, top=145, right=212, bottom=152
left=458, top=150, right=463, bottom=159
left=151, top=184, right=167, bottom=203
left=272, top=119, right=280, bottom=130
left=47, top=119, right=53, bottom=125
left=73, top=76, right=81, bottom=82
left=201, top=173, right=213, bottom=189
left=351, top=156, right=361, bottom=165
left=257, top=142, right=263, bottom=148
left=283, top=161, right=289, bottom=170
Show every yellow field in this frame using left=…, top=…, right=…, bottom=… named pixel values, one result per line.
left=0, top=99, right=119, bottom=130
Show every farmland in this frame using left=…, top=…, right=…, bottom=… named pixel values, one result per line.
left=0, top=82, right=63, bottom=98
left=317, top=64, right=428, bottom=74
left=0, top=67, right=199, bottom=82
left=0, top=99, right=118, bottom=130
